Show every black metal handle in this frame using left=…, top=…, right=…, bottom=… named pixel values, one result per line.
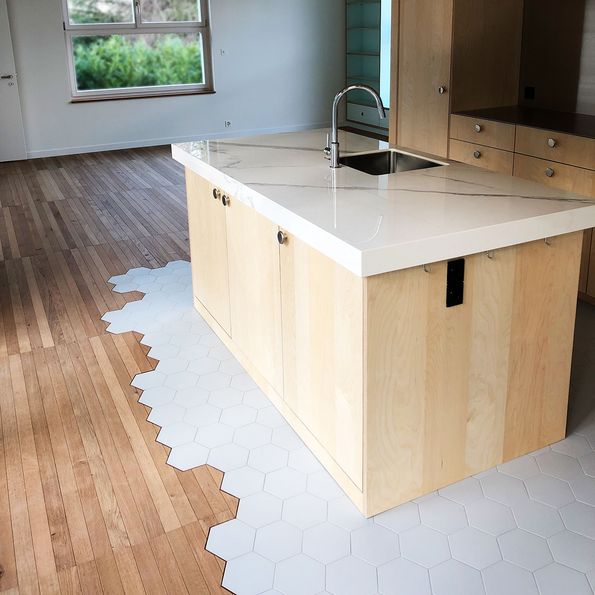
left=277, top=230, right=287, bottom=245
left=222, top=195, right=230, bottom=206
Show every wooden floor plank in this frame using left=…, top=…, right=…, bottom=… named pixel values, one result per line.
left=0, top=146, right=231, bottom=594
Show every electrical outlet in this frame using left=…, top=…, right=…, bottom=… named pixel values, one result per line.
left=224, top=121, right=232, bottom=128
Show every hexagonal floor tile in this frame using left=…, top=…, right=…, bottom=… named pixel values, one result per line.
left=548, top=530, right=595, bottom=573
left=482, top=560, right=538, bottom=595
left=480, top=472, right=529, bottom=507
left=207, top=519, right=255, bottom=560
left=282, top=493, right=327, bottom=529
left=419, top=495, right=468, bottom=534
left=497, top=454, right=540, bottom=480
left=220, top=404, right=258, bottom=428
left=499, top=528, right=553, bottom=571
left=274, top=554, right=325, bottom=595
left=222, top=552, right=274, bottom=595
left=374, top=501, right=420, bottom=533
left=233, top=423, right=273, bottom=449
left=195, top=423, right=234, bottom=448
left=326, top=556, right=377, bottom=595
left=535, top=563, right=593, bottom=595
left=248, top=444, right=289, bottom=473
left=187, top=356, right=220, bottom=375
left=236, top=491, right=283, bottom=528
left=400, top=526, right=450, bottom=568
left=569, top=475, right=595, bottom=506
left=156, top=422, right=197, bottom=448
left=511, top=499, right=564, bottom=538
left=430, top=559, right=485, bottom=595
left=378, top=557, right=431, bottom=595
left=147, top=402, right=186, bottom=426
left=449, top=527, right=501, bottom=569
left=253, top=521, right=302, bottom=563
left=536, top=450, right=584, bottom=481
left=197, top=371, right=231, bottom=391
left=559, top=501, right=595, bottom=539
left=329, top=496, right=371, bottom=531
left=524, top=474, right=575, bottom=508
left=307, top=471, right=344, bottom=501
left=221, top=467, right=265, bottom=498
left=465, top=498, right=516, bottom=536
left=303, top=522, right=351, bottom=564
left=264, top=467, right=307, bottom=499
left=208, top=387, right=243, bottom=409
left=184, top=403, right=221, bottom=427
left=167, top=442, right=209, bottom=471
left=351, top=524, right=400, bottom=565
left=287, top=448, right=323, bottom=474
left=208, top=443, right=249, bottom=472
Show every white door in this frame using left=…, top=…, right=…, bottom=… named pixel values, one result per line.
left=0, top=0, right=26, bottom=162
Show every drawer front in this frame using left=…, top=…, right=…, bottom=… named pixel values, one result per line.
left=450, top=115, right=516, bottom=151
left=347, top=102, right=384, bottom=128
left=513, top=154, right=595, bottom=197
left=516, top=126, right=595, bottom=170
left=449, top=139, right=513, bottom=175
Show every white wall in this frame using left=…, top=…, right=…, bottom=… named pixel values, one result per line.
left=7, top=0, right=345, bottom=158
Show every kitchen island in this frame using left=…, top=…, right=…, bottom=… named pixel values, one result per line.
left=172, top=129, right=595, bottom=516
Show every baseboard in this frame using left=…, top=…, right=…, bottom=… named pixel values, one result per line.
left=26, top=121, right=331, bottom=159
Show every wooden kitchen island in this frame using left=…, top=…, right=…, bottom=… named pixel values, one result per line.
left=173, top=130, right=595, bottom=516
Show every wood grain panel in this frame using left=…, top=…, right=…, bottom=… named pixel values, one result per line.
left=450, top=0, right=524, bottom=113
left=280, top=233, right=364, bottom=488
left=513, top=154, right=595, bottom=197
left=225, top=196, right=284, bottom=395
left=396, top=0, right=453, bottom=156
left=364, top=234, right=582, bottom=515
left=450, top=115, right=516, bottom=152
left=449, top=139, right=514, bottom=175
left=516, top=126, right=595, bottom=170
left=185, top=170, right=231, bottom=336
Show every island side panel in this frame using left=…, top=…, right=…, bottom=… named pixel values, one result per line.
left=363, top=233, right=582, bottom=516
left=503, top=231, right=583, bottom=458
left=279, top=233, right=365, bottom=490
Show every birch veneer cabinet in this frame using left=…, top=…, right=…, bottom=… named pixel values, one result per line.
left=186, top=167, right=583, bottom=516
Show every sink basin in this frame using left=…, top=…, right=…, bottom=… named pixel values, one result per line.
left=339, top=150, right=443, bottom=176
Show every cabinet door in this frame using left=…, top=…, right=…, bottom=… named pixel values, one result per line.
left=226, top=198, right=283, bottom=395
left=396, top=0, right=453, bottom=157
left=279, top=233, right=364, bottom=488
left=186, top=169, right=231, bottom=335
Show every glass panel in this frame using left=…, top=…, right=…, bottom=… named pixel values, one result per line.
left=67, top=0, right=135, bottom=25
left=72, top=33, right=204, bottom=91
left=140, top=0, right=200, bottom=23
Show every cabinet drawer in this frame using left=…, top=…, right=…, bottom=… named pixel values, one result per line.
left=347, top=102, right=384, bottom=128
left=449, top=139, right=513, bottom=174
left=513, top=154, right=595, bottom=197
left=450, top=115, right=516, bottom=151
left=515, top=126, right=595, bottom=170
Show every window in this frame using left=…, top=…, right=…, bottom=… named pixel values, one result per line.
left=62, top=0, right=213, bottom=100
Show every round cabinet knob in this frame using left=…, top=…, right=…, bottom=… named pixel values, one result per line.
left=473, top=150, right=482, bottom=159
left=277, top=230, right=287, bottom=245
left=547, top=138, right=557, bottom=148
left=474, top=124, right=482, bottom=133
left=438, top=86, right=447, bottom=95
left=212, top=188, right=221, bottom=200
left=222, top=195, right=230, bottom=206
left=545, top=167, right=555, bottom=177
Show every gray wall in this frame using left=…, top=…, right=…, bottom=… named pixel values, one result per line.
left=7, top=0, right=345, bottom=157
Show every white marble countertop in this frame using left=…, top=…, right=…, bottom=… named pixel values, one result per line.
left=172, top=129, right=595, bottom=277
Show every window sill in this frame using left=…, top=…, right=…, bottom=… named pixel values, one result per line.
left=69, top=88, right=215, bottom=103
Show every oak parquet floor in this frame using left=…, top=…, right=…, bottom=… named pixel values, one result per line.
left=0, top=147, right=236, bottom=594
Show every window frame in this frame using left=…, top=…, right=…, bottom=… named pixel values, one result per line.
left=62, top=0, right=214, bottom=101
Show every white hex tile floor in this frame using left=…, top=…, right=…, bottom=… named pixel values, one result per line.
left=105, top=261, right=595, bottom=595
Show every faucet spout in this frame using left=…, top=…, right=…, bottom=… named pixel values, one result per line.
left=329, top=84, right=386, bottom=168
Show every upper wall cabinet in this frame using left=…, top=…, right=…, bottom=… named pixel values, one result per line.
left=394, top=0, right=453, bottom=157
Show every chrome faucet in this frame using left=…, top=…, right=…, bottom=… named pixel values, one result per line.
left=326, top=84, right=386, bottom=168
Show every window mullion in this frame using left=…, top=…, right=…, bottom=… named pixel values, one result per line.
left=134, top=0, right=141, bottom=28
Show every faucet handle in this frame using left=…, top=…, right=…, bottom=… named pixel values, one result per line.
left=323, top=132, right=331, bottom=159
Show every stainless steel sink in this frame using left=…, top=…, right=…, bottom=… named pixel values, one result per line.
left=339, top=150, right=443, bottom=176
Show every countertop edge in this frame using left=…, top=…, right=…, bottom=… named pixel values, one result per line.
left=172, top=144, right=595, bottom=278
